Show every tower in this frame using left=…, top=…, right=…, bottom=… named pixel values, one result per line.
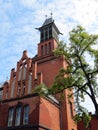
left=34, top=17, right=77, bottom=130
left=37, top=17, right=61, bottom=58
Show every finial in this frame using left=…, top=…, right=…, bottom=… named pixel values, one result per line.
left=51, top=12, right=53, bottom=18
left=45, top=15, right=47, bottom=19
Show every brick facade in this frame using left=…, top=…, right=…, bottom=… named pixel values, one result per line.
left=0, top=17, right=77, bottom=130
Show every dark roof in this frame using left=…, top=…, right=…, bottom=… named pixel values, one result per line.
left=42, top=17, right=53, bottom=26
left=36, top=17, right=62, bottom=34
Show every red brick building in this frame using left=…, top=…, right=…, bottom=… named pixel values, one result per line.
left=0, top=17, right=77, bottom=130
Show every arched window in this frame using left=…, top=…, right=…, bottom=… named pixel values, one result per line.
left=8, top=107, right=14, bottom=127
left=23, top=105, right=29, bottom=125
left=15, top=106, right=21, bottom=126
left=41, top=45, right=44, bottom=55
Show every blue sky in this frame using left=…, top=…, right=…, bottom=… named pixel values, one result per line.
left=0, top=0, right=98, bottom=112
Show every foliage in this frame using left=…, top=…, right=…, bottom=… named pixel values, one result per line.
left=33, top=83, right=48, bottom=96
left=33, top=26, right=98, bottom=127
left=73, top=112, right=91, bottom=128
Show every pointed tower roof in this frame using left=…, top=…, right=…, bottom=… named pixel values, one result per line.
left=37, top=17, right=61, bottom=34
left=42, top=17, right=53, bottom=26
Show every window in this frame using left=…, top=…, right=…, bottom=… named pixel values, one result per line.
left=41, top=27, right=52, bottom=42
left=15, top=106, right=21, bottom=126
left=41, top=45, right=44, bottom=55
left=53, top=27, right=58, bottom=41
left=23, top=105, right=29, bottom=125
left=7, top=105, right=29, bottom=127
left=41, top=30, right=44, bottom=42
left=0, top=90, right=3, bottom=100
left=47, top=42, right=51, bottom=53
left=7, top=108, right=14, bottom=127
left=49, top=26, right=52, bottom=38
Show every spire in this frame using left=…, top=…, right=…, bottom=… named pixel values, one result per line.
left=36, top=15, right=62, bottom=43
left=42, top=17, right=53, bottom=27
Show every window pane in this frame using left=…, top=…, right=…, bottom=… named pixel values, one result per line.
left=15, top=107, right=21, bottom=126
left=0, top=90, right=3, bottom=100
left=49, top=26, right=52, bottom=38
left=7, top=108, right=14, bottom=127
left=23, top=105, right=29, bottom=125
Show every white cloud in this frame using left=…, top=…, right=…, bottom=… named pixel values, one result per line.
left=20, top=0, right=37, bottom=8
left=0, top=0, right=98, bottom=74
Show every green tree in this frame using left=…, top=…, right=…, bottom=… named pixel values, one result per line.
left=33, top=26, right=98, bottom=127
left=50, top=25, right=98, bottom=126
